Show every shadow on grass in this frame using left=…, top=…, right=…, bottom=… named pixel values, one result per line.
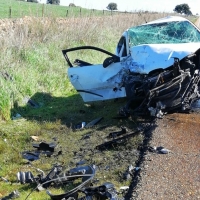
left=9, top=92, right=158, bottom=199
left=11, top=92, right=129, bottom=127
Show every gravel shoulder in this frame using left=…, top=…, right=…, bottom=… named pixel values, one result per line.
left=132, top=112, right=200, bottom=200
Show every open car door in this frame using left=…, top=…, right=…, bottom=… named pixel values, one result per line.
left=62, top=46, right=126, bottom=102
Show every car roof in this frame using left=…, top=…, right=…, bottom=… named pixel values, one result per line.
left=144, top=15, right=189, bottom=25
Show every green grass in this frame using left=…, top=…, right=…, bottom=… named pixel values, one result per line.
left=0, top=0, right=116, bottom=19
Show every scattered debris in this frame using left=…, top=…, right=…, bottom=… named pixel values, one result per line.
left=123, top=165, right=141, bottom=180
left=0, top=176, right=9, bottom=182
left=96, top=129, right=141, bottom=150
left=79, top=182, right=119, bottom=200
left=148, top=146, right=171, bottom=154
left=22, top=151, right=40, bottom=161
left=32, top=142, right=56, bottom=153
left=75, top=117, right=103, bottom=130
left=123, top=165, right=134, bottom=180
left=74, top=122, right=86, bottom=130
left=3, top=15, right=200, bottom=200
left=0, top=71, right=13, bottom=81
left=30, top=136, right=39, bottom=141
left=21, top=142, right=57, bottom=161
left=12, top=113, right=22, bottom=120
left=108, top=126, right=126, bottom=138
left=24, top=97, right=40, bottom=108
left=120, top=186, right=129, bottom=191
left=156, top=146, right=171, bottom=154
left=17, top=171, right=35, bottom=184
left=1, top=190, right=20, bottom=200
left=85, top=117, right=103, bottom=128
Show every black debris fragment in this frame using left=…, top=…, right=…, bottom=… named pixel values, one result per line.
left=96, top=130, right=141, bottom=150
left=123, top=165, right=134, bottom=180
left=23, top=97, right=40, bottom=108
left=0, top=72, right=13, bottom=81
left=32, top=142, right=56, bottom=153
left=148, top=146, right=171, bottom=154
left=17, top=171, right=35, bottom=184
left=22, top=151, right=40, bottom=161
left=85, top=117, right=103, bottom=128
left=80, top=182, right=119, bottom=200
left=0, top=176, right=9, bottom=182
left=74, top=122, right=86, bottom=130
left=27, top=99, right=40, bottom=108
left=108, top=127, right=126, bottom=138
left=21, top=142, right=57, bottom=161
left=1, top=190, right=20, bottom=200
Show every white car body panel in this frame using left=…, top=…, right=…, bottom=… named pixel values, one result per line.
left=126, top=43, right=200, bottom=74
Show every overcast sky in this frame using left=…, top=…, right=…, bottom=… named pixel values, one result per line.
left=39, top=0, right=200, bottom=15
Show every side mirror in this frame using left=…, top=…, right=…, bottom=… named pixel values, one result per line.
left=103, top=56, right=120, bottom=68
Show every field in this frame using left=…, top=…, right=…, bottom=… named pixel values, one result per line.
left=0, top=1, right=199, bottom=199
left=0, top=0, right=124, bottom=19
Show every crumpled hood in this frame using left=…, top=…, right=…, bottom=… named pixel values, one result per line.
left=123, top=43, right=200, bottom=74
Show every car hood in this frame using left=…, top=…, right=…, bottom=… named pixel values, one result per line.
left=123, top=43, right=200, bottom=74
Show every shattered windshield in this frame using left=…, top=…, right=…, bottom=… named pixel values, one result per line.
left=128, top=21, right=200, bottom=46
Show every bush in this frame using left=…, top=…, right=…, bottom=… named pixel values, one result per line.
left=69, top=3, right=76, bottom=7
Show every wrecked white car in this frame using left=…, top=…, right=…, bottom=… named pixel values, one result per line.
left=62, top=16, right=200, bottom=116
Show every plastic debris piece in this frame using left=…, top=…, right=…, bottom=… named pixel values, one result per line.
left=27, top=99, right=40, bottom=108
left=0, top=176, right=9, bottom=182
left=17, top=171, right=35, bottom=184
left=96, top=130, right=141, bottom=150
left=32, top=142, right=56, bottom=152
left=12, top=113, right=22, bottom=120
left=75, top=122, right=86, bottom=130
left=108, top=127, right=126, bottom=138
left=149, top=146, right=171, bottom=154
left=85, top=117, right=103, bottom=128
left=120, top=186, right=129, bottom=190
left=22, top=151, right=40, bottom=161
left=31, top=136, right=39, bottom=141
left=46, top=165, right=96, bottom=199
left=123, top=165, right=134, bottom=180
left=81, top=182, right=119, bottom=200
left=134, top=167, right=140, bottom=171
left=81, top=122, right=86, bottom=128
left=0, top=72, right=13, bottom=81
left=1, top=190, right=20, bottom=200
left=158, top=148, right=170, bottom=154
left=23, top=97, right=40, bottom=108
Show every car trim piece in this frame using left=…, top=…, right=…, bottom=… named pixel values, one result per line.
left=62, top=46, right=120, bottom=67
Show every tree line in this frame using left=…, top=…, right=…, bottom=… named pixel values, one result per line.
left=106, top=2, right=194, bottom=15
